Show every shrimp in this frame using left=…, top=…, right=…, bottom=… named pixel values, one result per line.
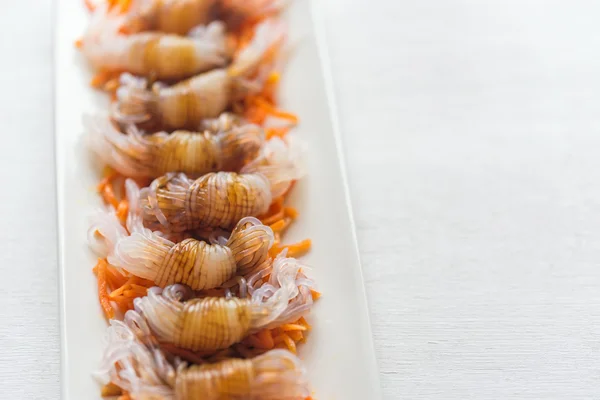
left=200, top=112, right=246, bottom=133
left=113, top=0, right=285, bottom=35
left=81, top=15, right=230, bottom=81
left=89, top=180, right=274, bottom=290
left=113, top=19, right=284, bottom=130
left=139, top=135, right=304, bottom=232
left=98, top=320, right=310, bottom=399
left=124, top=252, right=315, bottom=352
left=85, top=114, right=264, bottom=179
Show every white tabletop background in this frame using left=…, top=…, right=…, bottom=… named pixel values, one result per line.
left=3, top=0, right=600, bottom=399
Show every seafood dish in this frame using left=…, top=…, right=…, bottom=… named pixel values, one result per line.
left=76, top=0, right=319, bottom=398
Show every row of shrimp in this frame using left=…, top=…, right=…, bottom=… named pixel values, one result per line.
left=78, top=1, right=316, bottom=399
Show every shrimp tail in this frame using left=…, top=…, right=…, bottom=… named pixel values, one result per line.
left=226, top=217, right=274, bottom=275
left=109, top=180, right=175, bottom=281
left=88, top=207, right=128, bottom=257
left=250, top=253, right=316, bottom=329
left=228, top=18, right=285, bottom=79
left=188, top=20, right=230, bottom=66
left=113, top=73, right=156, bottom=125
left=250, top=349, right=311, bottom=400
left=96, top=320, right=176, bottom=399
left=242, top=134, right=306, bottom=197
left=84, top=114, right=150, bottom=177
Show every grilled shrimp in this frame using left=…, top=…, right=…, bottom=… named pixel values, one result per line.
left=115, top=0, right=285, bottom=35
left=113, top=19, right=283, bottom=130
left=139, top=136, right=304, bottom=232
left=81, top=14, right=230, bottom=81
left=124, top=252, right=315, bottom=352
left=98, top=321, right=309, bottom=399
left=85, top=114, right=263, bottom=179
left=89, top=180, right=274, bottom=290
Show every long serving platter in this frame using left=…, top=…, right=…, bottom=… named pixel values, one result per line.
left=55, top=0, right=381, bottom=398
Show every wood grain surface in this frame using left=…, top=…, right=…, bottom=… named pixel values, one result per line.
left=3, top=0, right=600, bottom=399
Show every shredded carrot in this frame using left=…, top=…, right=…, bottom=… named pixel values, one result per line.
left=84, top=0, right=97, bottom=12
left=102, top=184, right=119, bottom=209
left=115, top=0, right=132, bottom=12
left=90, top=69, right=124, bottom=89
left=96, top=259, right=114, bottom=319
left=105, top=265, right=128, bottom=289
left=100, top=382, right=122, bottom=396
left=281, top=323, right=308, bottom=332
left=298, top=316, right=312, bottom=330
left=259, top=197, right=285, bottom=225
left=97, top=170, right=122, bottom=209
left=97, top=169, right=118, bottom=191
left=281, top=333, right=297, bottom=353
left=269, top=218, right=289, bottom=233
left=109, top=277, right=136, bottom=298
left=116, top=199, right=129, bottom=224
left=270, top=238, right=312, bottom=258
left=253, top=97, right=299, bottom=124
left=265, top=126, right=290, bottom=140
left=287, top=330, right=304, bottom=341
left=311, top=289, right=321, bottom=301
left=117, top=394, right=132, bottom=400
left=74, top=38, right=83, bottom=48
left=284, top=206, right=299, bottom=219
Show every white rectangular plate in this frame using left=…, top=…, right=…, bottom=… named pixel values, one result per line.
left=55, top=0, right=381, bottom=398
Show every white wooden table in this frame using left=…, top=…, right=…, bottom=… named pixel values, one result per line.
left=3, top=1, right=600, bottom=398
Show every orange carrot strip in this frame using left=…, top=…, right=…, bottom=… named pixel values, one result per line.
left=265, top=127, right=289, bottom=140
left=287, top=330, right=304, bottom=341
left=282, top=239, right=312, bottom=258
left=116, top=199, right=129, bottom=224
left=281, top=324, right=308, bottom=332
left=281, top=333, right=297, bottom=353
left=105, top=265, right=128, bottom=289
left=284, top=206, right=299, bottom=219
left=101, top=183, right=119, bottom=209
left=101, top=382, right=122, bottom=396
left=257, top=329, right=275, bottom=348
left=311, top=290, right=321, bottom=301
left=97, top=169, right=118, bottom=191
left=109, top=277, right=136, bottom=298
left=268, top=219, right=286, bottom=232
left=97, top=259, right=114, bottom=319
left=74, top=38, right=83, bottom=48
left=268, top=109, right=299, bottom=124
left=298, top=317, right=312, bottom=330
left=260, top=198, right=285, bottom=225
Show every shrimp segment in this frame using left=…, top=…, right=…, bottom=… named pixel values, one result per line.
left=98, top=320, right=310, bottom=399
left=113, top=19, right=284, bottom=129
left=126, top=253, right=315, bottom=352
left=115, top=0, right=285, bottom=35
left=82, top=17, right=229, bottom=80
left=85, top=114, right=264, bottom=178
left=90, top=180, right=274, bottom=290
left=140, top=136, right=304, bottom=232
